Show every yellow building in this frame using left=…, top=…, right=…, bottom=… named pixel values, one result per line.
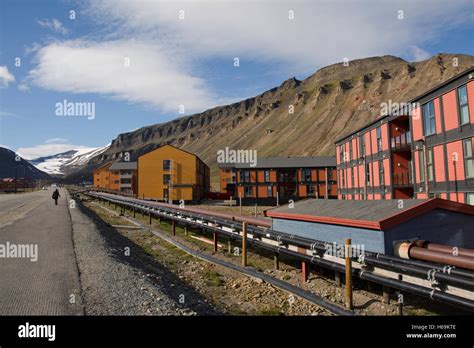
left=138, top=144, right=210, bottom=202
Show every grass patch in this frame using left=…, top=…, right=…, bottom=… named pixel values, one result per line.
left=256, top=308, right=284, bottom=316
left=203, top=269, right=224, bottom=287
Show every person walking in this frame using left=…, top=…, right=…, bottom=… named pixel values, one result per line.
left=52, top=188, right=60, bottom=205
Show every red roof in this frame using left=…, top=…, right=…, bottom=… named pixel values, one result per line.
left=265, top=198, right=474, bottom=231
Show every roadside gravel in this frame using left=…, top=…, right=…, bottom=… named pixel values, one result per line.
left=68, top=192, right=219, bottom=315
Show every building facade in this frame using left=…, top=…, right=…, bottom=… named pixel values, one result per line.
left=336, top=68, right=474, bottom=205
left=137, top=144, right=210, bottom=202
left=219, top=157, right=337, bottom=204
left=93, top=163, right=120, bottom=191
left=108, top=162, right=137, bottom=194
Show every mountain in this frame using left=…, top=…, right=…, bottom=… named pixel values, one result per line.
left=66, top=53, right=474, bottom=188
left=30, top=145, right=109, bottom=176
left=0, top=147, right=51, bottom=180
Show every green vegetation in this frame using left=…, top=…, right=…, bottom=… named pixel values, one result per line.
left=203, top=269, right=224, bottom=287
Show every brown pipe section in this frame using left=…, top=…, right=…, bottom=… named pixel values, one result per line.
left=423, top=243, right=474, bottom=259
left=409, top=247, right=474, bottom=271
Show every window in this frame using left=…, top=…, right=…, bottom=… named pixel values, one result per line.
left=427, top=148, right=434, bottom=182
left=267, top=185, right=273, bottom=197
left=306, top=185, right=315, bottom=196
left=303, top=169, right=312, bottom=182
left=163, top=160, right=171, bottom=170
left=379, top=161, right=384, bottom=186
left=422, top=101, right=436, bottom=136
left=466, top=193, right=474, bottom=206
left=366, top=164, right=371, bottom=186
left=463, top=139, right=474, bottom=179
left=419, top=150, right=425, bottom=183
left=360, top=135, right=365, bottom=157
left=458, top=85, right=470, bottom=125
left=163, top=188, right=169, bottom=199
left=163, top=174, right=171, bottom=184
left=339, top=145, right=344, bottom=162
left=327, top=169, right=333, bottom=181
left=244, top=186, right=253, bottom=197
left=350, top=167, right=354, bottom=187
left=264, top=170, right=271, bottom=182
left=341, top=170, right=346, bottom=188
left=240, top=170, right=250, bottom=183
left=349, top=141, right=353, bottom=160
left=376, top=127, right=382, bottom=153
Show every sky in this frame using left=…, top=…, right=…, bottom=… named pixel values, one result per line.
left=0, top=0, right=473, bottom=159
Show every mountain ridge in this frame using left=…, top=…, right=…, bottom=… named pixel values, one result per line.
left=65, top=53, right=474, bottom=187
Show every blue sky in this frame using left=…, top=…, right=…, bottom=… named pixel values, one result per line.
left=0, top=0, right=473, bottom=159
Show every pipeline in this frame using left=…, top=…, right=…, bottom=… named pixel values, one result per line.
left=396, top=242, right=474, bottom=271
left=95, top=191, right=272, bottom=227
left=362, top=256, right=474, bottom=290
left=423, top=242, right=474, bottom=259
left=83, top=191, right=474, bottom=310
left=374, top=253, right=474, bottom=280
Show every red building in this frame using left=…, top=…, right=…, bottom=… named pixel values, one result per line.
left=219, top=156, right=337, bottom=204
left=336, top=67, right=474, bottom=205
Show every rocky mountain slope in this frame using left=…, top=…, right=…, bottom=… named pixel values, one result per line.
left=68, top=53, right=474, bottom=186
left=0, top=147, right=50, bottom=180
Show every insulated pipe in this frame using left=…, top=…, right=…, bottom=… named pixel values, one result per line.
left=363, top=256, right=474, bottom=290
left=424, top=242, right=474, bottom=259
left=396, top=242, right=474, bottom=271
left=410, top=247, right=474, bottom=271
left=92, top=191, right=272, bottom=228
left=375, top=254, right=474, bottom=280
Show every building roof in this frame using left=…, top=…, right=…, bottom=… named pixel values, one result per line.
left=93, top=162, right=113, bottom=173
left=139, top=144, right=208, bottom=168
left=265, top=198, right=474, bottom=231
left=109, top=161, right=137, bottom=170
left=218, top=156, right=336, bottom=169
left=334, top=66, right=474, bottom=144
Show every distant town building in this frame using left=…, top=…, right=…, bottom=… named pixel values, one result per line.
left=219, top=156, right=337, bottom=204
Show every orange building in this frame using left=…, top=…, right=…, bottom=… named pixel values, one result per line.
left=219, top=157, right=337, bottom=204
left=93, top=163, right=120, bottom=191
left=109, top=162, right=137, bottom=194
left=138, top=144, right=209, bottom=203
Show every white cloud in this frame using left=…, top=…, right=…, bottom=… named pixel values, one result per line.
left=26, top=0, right=473, bottom=113
left=18, top=83, right=30, bottom=92
left=409, top=46, right=432, bottom=62
left=0, top=66, right=15, bottom=88
left=28, top=40, right=218, bottom=112
left=84, top=0, right=472, bottom=68
left=16, top=142, right=96, bottom=160
left=37, top=18, right=68, bottom=35
left=45, top=138, right=69, bottom=144
left=0, top=111, right=17, bottom=118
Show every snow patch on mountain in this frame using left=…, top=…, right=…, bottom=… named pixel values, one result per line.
left=31, top=145, right=109, bottom=175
